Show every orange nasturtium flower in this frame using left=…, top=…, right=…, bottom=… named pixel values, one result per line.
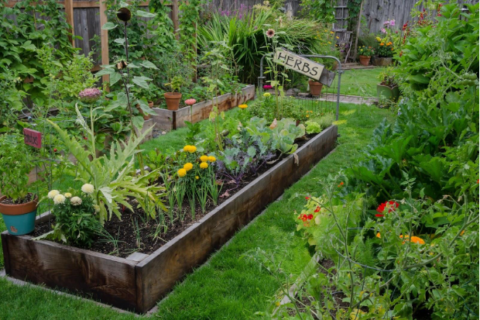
left=400, top=235, right=425, bottom=245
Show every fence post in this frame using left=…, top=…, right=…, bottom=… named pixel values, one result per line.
left=64, top=0, right=75, bottom=47
left=99, top=0, right=110, bottom=87
left=172, top=0, right=179, bottom=39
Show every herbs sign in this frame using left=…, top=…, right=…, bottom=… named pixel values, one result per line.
left=273, top=48, right=337, bottom=86
left=274, top=48, right=324, bottom=81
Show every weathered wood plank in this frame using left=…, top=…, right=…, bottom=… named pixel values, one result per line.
left=135, top=125, right=338, bottom=312
left=3, top=233, right=139, bottom=310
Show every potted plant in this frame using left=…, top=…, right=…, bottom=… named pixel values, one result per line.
left=308, top=79, right=323, bottom=97
left=0, top=133, right=37, bottom=235
left=164, top=76, right=185, bottom=111
left=373, top=38, right=395, bottom=66
left=377, top=67, right=400, bottom=101
left=358, top=46, right=375, bottom=66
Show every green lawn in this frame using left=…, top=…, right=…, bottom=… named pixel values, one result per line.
left=338, top=68, right=383, bottom=97
left=0, top=100, right=394, bottom=319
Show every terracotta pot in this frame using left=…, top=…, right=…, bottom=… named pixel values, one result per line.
left=164, top=92, right=182, bottom=111
left=136, top=104, right=151, bottom=120
left=359, top=55, right=371, bottom=66
left=308, top=80, right=323, bottom=97
left=0, top=194, right=38, bottom=235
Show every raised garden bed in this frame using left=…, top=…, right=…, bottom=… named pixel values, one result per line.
left=152, top=85, right=255, bottom=133
left=1, top=125, right=337, bottom=313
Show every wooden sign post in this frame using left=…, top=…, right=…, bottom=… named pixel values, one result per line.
left=23, top=128, right=42, bottom=149
left=273, top=48, right=335, bottom=86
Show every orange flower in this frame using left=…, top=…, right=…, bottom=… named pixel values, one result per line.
left=376, top=232, right=381, bottom=238
left=400, top=235, right=425, bottom=245
left=380, top=43, right=384, bottom=46
left=338, top=182, right=344, bottom=187
left=460, top=230, right=465, bottom=236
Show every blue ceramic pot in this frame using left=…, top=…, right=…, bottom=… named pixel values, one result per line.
left=0, top=195, right=37, bottom=235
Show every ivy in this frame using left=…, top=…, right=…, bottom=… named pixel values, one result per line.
left=300, top=0, right=336, bottom=24
left=179, top=0, right=202, bottom=65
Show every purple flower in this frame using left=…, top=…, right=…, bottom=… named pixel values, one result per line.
left=383, top=20, right=390, bottom=26
left=381, top=28, right=386, bottom=34
left=390, top=20, right=395, bottom=26
left=79, top=88, right=102, bottom=103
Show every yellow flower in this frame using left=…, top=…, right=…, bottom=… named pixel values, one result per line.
left=53, top=194, right=66, bottom=205
left=183, top=145, right=191, bottom=152
left=48, top=190, right=60, bottom=199
left=328, top=41, right=332, bottom=44
left=239, top=104, right=248, bottom=109
left=188, top=145, right=197, bottom=153
left=387, top=41, right=392, bottom=46
left=207, top=156, right=216, bottom=162
left=306, top=115, right=310, bottom=118
left=336, top=36, right=339, bottom=39
left=376, top=36, right=382, bottom=41
left=195, top=176, right=199, bottom=180
left=200, top=162, right=208, bottom=169
left=64, top=193, right=72, bottom=198
left=200, top=155, right=208, bottom=162
left=183, top=163, right=193, bottom=171
left=330, top=31, right=334, bottom=34
left=81, top=183, right=94, bottom=194
left=178, top=168, right=187, bottom=177
left=263, top=92, right=271, bottom=97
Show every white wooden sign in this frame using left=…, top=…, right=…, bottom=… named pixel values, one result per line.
left=273, top=48, right=336, bottom=86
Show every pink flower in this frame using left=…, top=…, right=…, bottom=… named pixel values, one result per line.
left=79, top=88, right=102, bottom=103
left=390, top=20, right=395, bottom=26
left=263, top=85, right=272, bottom=90
left=381, top=28, right=386, bottom=34
left=185, top=99, right=196, bottom=106
left=266, top=29, right=275, bottom=38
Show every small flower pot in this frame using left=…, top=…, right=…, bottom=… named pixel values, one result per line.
left=308, top=80, right=323, bottom=97
left=359, top=55, right=371, bottom=66
left=377, top=84, right=400, bottom=101
left=164, top=92, right=182, bottom=111
left=0, top=195, right=38, bottom=235
left=373, top=57, right=393, bottom=66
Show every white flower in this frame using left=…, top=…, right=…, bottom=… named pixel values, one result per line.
left=48, top=190, right=60, bottom=199
left=81, top=183, right=94, bottom=194
left=70, top=196, right=82, bottom=206
left=64, top=193, right=72, bottom=198
left=53, top=194, right=66, bottom=205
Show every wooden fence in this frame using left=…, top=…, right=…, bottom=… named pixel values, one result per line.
left=363, top=0, right=478, bottom=34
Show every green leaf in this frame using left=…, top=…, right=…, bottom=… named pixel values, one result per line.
left=109, top=72, right=122, bottom=86
left=140, top=60, right=158, bottom=70
left=132, top=76, right=152, bottom=89
left=136, top=10, right=157, bottom=18
left=102, top=22, right=117, bottom=30
left=132, top=116, right=144, bottom=129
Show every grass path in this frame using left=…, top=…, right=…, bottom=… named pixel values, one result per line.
left=339, top=68, right=383, bottom=97
left=0, top=102, right=394, bottom=319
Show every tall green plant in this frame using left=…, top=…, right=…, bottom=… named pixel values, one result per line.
left=48, top=105, right=165, bottom=224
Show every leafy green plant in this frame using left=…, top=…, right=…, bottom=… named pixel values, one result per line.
left=271, top=118, right=306, bottom=155
left=0, top=133, right=34, bottom=202
left=43, top=189, right=101, bottom=247
left=358, top=45, right=375, bottom=56
left=165, top=76, right=185, bottom=93
left=305, top=120, right=322, bottom=134
left=48, top=105, right=165, bottom=224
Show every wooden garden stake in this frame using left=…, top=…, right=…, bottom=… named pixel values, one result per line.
left=64, top=0, right=75, bottom=46
left=99, top=0, right=110, bottom=87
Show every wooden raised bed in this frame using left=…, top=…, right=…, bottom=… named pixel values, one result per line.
left=152, top=85, right=256, bottom=133
left=1, top=125, right=337, bottom=313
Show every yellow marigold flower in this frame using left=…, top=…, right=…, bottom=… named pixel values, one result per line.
left=178, top=168, right=187, bottom=177
left=200, top=162, right=208, bottom=169
left=239, top=104, right=248, bottom=109
left=48, top=190, right=60, bottom=199
left=183, top=163, right=193, bottom=171
left=263, top=92, right=271, bottom=97
left=53, top=194, right=66, bottom=205
left=306, top=115, right=310, bottom=118
left=200, top=155, right=208, bottom=162
left=207, top=156, right=216, bottom=162
left=183, top=145, right=191, bottom=152
left=188, top=145, right=197, bottom=153
left=64, top=193, right=72, bottom=198
left=196, top=176, right=199, bottom=180
left=81, top=183, right=94, bottom=194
